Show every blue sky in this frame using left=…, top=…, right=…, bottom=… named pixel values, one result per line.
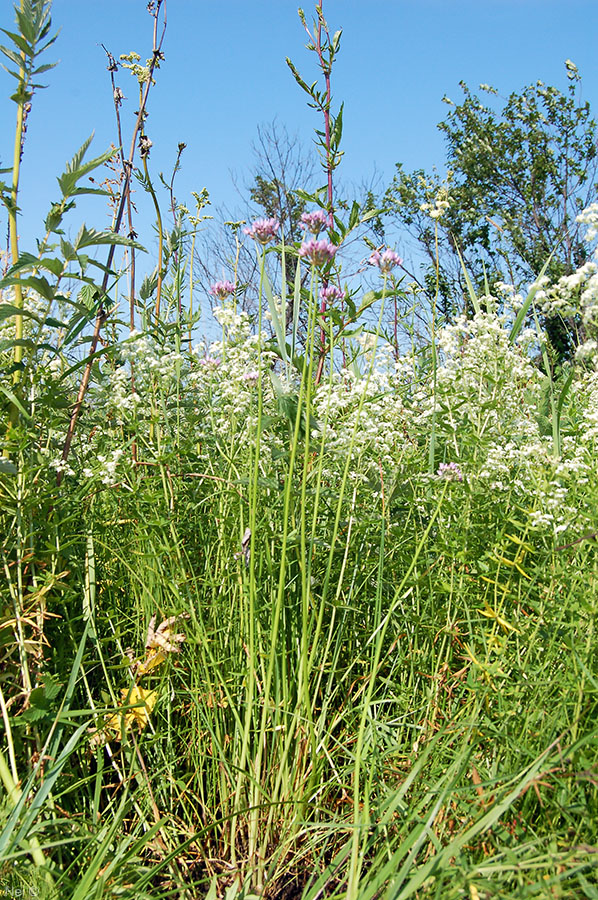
left=2, top=0, right=598, bottom=269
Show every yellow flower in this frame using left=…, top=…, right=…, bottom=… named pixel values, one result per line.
left=104, top=685, right=157, bottom=741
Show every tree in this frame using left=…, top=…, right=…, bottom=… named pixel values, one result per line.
left=385, top=61, right=598, bottom=357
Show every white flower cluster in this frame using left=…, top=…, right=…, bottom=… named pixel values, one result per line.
left=70, top=294, right=597, bottom=543
left=189, top=306, right=277, bottom=445
left=311, top=356, right=411, bottom=475
left=90, top=330, right=186, bottom=427
left=82, top=448, right=125, bottom=485
left=420, top=195, right=451, bottom=220
left=536, top=203, right=598, bottom=360
left=425, top=311, right=539, bottom=442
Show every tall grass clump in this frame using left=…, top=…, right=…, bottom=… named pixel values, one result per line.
left=0, top=1, right=596, bottom=898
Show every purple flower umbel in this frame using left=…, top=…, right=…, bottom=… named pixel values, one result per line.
left=369, top=248, right=403, bottom=274
left=320, top=285, right=344, bottom=302
left=300, top=210, right=329, bottom=235
left=437, top=462, right=463, bottom=482
left=209, top=280, right=236, bottom=301
left=299, top=238, right=337, bottom=267
left=243, top=218, right=280, bottom=245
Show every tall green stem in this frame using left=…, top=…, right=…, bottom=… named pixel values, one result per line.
left=9, top=1, right=26, bottom=394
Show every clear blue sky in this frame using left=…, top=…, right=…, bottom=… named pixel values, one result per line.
left=2, top=0, right=598, bottom=264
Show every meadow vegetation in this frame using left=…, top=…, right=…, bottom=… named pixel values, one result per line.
left=0, top=2, right=597, bottom=898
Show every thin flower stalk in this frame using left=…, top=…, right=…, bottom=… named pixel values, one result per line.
left=57, top=0, right=167, bottom=485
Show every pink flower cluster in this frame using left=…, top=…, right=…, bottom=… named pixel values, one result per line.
left=299, top=210, right=329, bottom=235
left=320, top=285, right=344, bottom=302
left=368, top=248, right=403, bottom=274
left=209, top=280, right=236, bottom=301
left=299, top=239, right=337, bottom=267
left=437, top=462, right=463, bottom=482
left=243, top=218, right=280, bottom=245
left=199, top=355, right=221, bottom=370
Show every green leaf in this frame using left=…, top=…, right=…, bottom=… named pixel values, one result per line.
left=0, top=44, right=26, bottom=68
left=73, top=224, right=145, bottom=252
left=262, top=263, right=287, bottom=364
left=37, top=255, right=64, bottom=276
left=333, top=102, right=344, bottom=147
left=0, top=274, right=54, bottom=301
left=60, top=238, right=76, bottom=261
left=0, top=458, right=17, bottom=475
left=32, top=61, right=56, bottom=75
left=0, top=384, right=32, bottom=420
left=0, top=30, right=34, bottom=57
left=68, top=186, right=111, bottom=199
left=0, top=338, right=59, bottom=354
left=5, top=251, right=42, bottom=273
left=285, top=57, right=317, bottom=98
left=0, top=303, right=43, bottom=323
left=509, top=255, right=552, bottom=343
left=57, top=138, right=117, bottom=199
left=454, top=240, right=481, bottom=315
left=5, top=251, right=64, bottom=277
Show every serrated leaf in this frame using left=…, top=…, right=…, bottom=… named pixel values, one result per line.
left=38, top=255, right=64, bottom=276
left=60, top=238, right=76, bottom=260
left=0, top=274, right=54, bottom=301
left=0, top=44, right=26, bottom=68
left=32, top=61, right=56, bottom=75
left=140, top=271, right=158, bottom=301
left=19, top=706, right=47, bottom=724
left=15, top=9, right=42, bottom=45
left=0, top=30, right=34, bottom=57
left=6, top=252, right=64, bottom=278
left=40, top=674, right=62, bottom=702
left=73, top=224, right=145, bottom=252
left=57, top=138, right=117, bottom=199
left=0, top=303, right=42, bottom=323
left=66, top=186, right=110, bottom=198
left=0, top=338, right=58, bottom=354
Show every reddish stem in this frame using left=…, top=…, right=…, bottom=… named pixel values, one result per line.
left=57, top=2, right=167, bottom=485
left=312, top=1, right=335, bottom=383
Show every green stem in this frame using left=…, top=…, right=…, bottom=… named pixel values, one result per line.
left=0, top=747, right=50, bottom=872
left=427, top=218, right=440, bottom=475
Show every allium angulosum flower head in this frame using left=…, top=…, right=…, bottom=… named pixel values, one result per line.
left=437, top=462, right=463, bottom=482
left=300, top=210, right=329, bottom=235
left=299, top=238, right=337, bottom=267
left=209, top=280, right=236, bottom=301
left=243, top=217, right=280, bottom=245
left=320, top=285, right=344, bottom=302
left=369, top=248, right=403, bottom=274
